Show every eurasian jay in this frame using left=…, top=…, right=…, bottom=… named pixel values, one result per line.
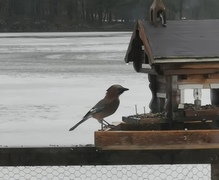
left=69, top=84, right=129, bottom=131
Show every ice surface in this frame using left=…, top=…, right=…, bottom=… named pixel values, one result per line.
left=0, top=32, right=211, bottom=147
left=0, top=32, right=151, bottom=146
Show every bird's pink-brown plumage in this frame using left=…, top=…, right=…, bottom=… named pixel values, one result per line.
left=69, top=84, right=129, bottom=131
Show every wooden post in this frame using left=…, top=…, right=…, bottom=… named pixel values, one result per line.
left=148, top=74, right=159, bottom=113
left=211, top=89, right=219, bottom=128
left=211, top=89, right=219, bottom=105
left=211, top=160, right=219, bottom=180
left=148, top=74, right=167, bottom=113
left=165, top=75, right=180, bottom=119
left=131, top=30, right=144, bottom=72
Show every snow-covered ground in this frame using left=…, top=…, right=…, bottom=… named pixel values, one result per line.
left=0, top=32, right=211, bottom=147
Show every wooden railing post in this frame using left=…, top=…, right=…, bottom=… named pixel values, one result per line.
left=211, top=159, right=219, bottom=180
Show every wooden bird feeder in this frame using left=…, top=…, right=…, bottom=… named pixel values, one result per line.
left=95, top=0, right=219, bottom=151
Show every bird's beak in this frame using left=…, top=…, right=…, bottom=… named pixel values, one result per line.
left=119, top=87, right=129, bottom=94
left=122, top=87, right=129, bottom=92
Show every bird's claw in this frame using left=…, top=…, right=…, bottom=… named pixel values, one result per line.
left=99, top=123, right=116, bottom=131
left=103, top=124, right=116, bottom=130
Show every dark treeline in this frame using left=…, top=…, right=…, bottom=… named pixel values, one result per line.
left=0, top=0, right=219, bottom=31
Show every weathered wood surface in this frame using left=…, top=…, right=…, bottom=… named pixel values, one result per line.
left=138, top=20, right=154, bottom=64
left=180, top=63, right=219, bottom=69
left=185, top=109, right=219, bottom=117
left=122, top=117, right=214, bottom=129
left=211, top=160, right=219, bottom=180
left=164, top=68, right=219, bottom=75
left=95, top=130, right=219, bottom=150
left=165, top=75, right=180, bottom=118
left=122, top=117, right=167, bottom=124
left=154, top=58, right=219, bottom=64
left=1, top=146, right=219, bottom=166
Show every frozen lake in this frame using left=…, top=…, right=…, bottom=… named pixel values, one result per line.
left=0, top=32, right=152, bottom=147
left=0, top=32, right=211, bottom=147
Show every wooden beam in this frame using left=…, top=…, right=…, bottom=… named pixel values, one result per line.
left=211, top=160, right=219, bottom=180
left=178, top=74, right=219, bottom=86
left=95, top=130, right=219, bottom=150
left=121, top=118, right=213, bottom=129
left=180, top=63, right=219, bottom=69
left=164, top=68, right=219, bottom=75
left=138, top=20, right=154, bottom=64
left=165, top=75, right=179, bottom=118
left=0, top=147, right=219, bottom=166
left=154, top=58, right=219, bottom=64
left=139, top=67, right=158, bottom=74
left=185, top=109, right=219, bottom=117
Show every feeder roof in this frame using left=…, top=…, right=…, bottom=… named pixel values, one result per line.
left=125, top=19, right=219, bottom=65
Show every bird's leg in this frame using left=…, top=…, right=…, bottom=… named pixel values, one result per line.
left=98, top=119, right=104, bottom=131
left=101, top=120, right=103, bottom=131
left=98, top=119, right=115, bottom=130
left=102, top=119, right=111, bottom=126
left=102, top=119, right=116, bottom=129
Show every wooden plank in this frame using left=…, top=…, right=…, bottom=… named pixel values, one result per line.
left=165, top=75, right=179, bottom=118
left=154, top=58, right=219, bottom=64
left=122, top=116, right=167, bottom=124
left=211, top=160, right=219, bottom=180
left=164, top=68, right=219, bottom=75
left=138, top=20, right=154, bottom=64
left=180, top=63, right=219, bottom=69
left=177, top=78, right=219, bottom=88
left=179, top=74, right=219, bottom=80
left=1, top=147, right=219, bottom=165
left=95, top=130, right=219, bottom=150
left=139, top=67, right=158, bottom=74
left=185, top=109, right=219, bottom=117
left=121, top=119, right=213, bottom=129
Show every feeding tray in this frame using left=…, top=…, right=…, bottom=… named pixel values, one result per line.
left=95, top=105, right=219, bottom=150
left=95, top=112, right=219, bottom=150
left=95, top=129, right=219, bottom=150
left=183, top=104, right=219, bottom=117
left=95, top=119, right=219, bottom=150
left=122, top=104, right=219, bottom=123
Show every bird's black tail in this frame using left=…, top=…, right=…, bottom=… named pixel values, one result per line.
left=69, top=118, right=88, bottom=131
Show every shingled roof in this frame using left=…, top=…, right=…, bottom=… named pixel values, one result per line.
left=125, top=19, right=219, bottom=65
